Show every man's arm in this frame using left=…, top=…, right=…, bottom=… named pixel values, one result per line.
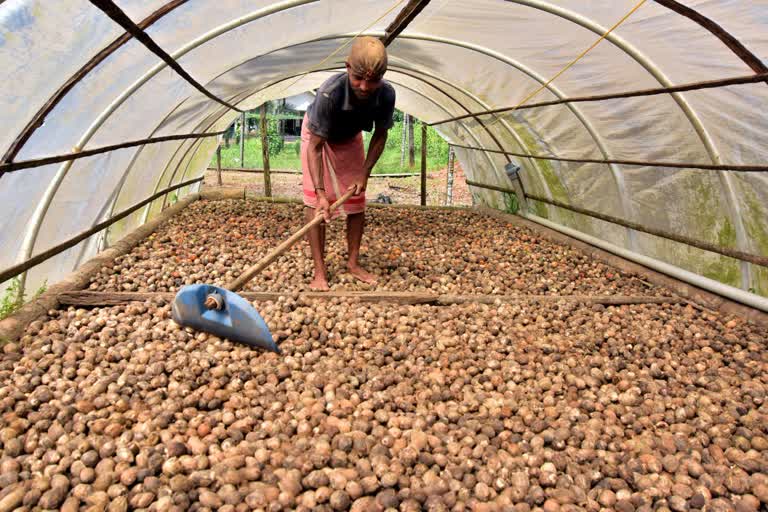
left=307, top=130, right=327, bottom=193
left=354, top=127, right=388, bottom=194
left=307, top=130, right=331, bottom=220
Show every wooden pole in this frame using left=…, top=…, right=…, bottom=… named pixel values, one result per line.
left=205, top=167, right=420, bottom=178
left=1, top=130, right=225, bottom=175
left=216, top=145, right=222, bottom=186
left=420, top=123, right=427, bottom=206
left=260, top=104, right=272, bottom=197
left=465, top=178, right=768, bottom=268
left=0, top=178, right=203, bottom=285
left=428, top=72, right=768, bottom=127
left=88, top=0, right=243, bottom=112
left=408, top=114, right=415, bottom=168
left=446, top=146, right=455, bottom=206
left=239, top=112, right=246, bottom=166
left=400, top=114, right=407, bottom=168
left=450, top=143, right=768, bottom=173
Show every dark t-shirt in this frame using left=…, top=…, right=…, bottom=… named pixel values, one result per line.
left=306, top=73, right=396, bottom=143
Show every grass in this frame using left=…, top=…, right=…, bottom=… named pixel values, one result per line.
left=0, top=277, right=47, bottom=321
left=214, top=123, right=450, bottom=175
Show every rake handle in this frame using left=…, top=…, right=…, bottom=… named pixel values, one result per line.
left=226, top=188, right=356, bottom=292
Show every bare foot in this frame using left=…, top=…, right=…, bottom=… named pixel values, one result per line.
left=347, top=264, right=378, bottom=285
left=309, top=275, right=330, bottom=291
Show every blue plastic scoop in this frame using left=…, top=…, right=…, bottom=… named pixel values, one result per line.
left=171, top=188, right=355, bottom=352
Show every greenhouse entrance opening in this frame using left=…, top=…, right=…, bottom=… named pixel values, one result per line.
left=205, top=101, right=472, bottom=207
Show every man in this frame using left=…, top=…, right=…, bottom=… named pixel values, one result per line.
left=301, top=36, right=396, bottom=291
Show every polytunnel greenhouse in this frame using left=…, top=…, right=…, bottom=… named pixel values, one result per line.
left=1, top=0, right=767, bottom=511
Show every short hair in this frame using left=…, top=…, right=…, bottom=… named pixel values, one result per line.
left=347, top=36, right=388, bottom=79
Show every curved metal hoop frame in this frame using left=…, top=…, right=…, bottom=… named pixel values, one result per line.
left=12, top=0, right=759, bottom=294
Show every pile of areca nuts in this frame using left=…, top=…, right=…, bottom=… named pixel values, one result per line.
left=87, top=201, right=660, bottom=297
left=1, top=199, right=766, bottom=512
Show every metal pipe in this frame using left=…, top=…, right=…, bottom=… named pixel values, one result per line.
left=503, top=0, right=750, bottom=289
left=394, top=32, right=635, bottom=248
left=131, top=89, right=258, bottom=225
left=446, top=146, right=455, bottom=206
left=14, top=0, right=318, bottom=299
left=239, top=111, right=246, bottom=166
left=420, top=123, right=427, bottom=205
left=521, top=212, right=768, bottom=313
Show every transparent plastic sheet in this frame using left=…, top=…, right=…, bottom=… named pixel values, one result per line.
left=105, top=73, right=340, bottom=244
left=115, top=0, right=171, bottom=23
left=0, top=0, right=123, bottom=157
left=1, top=0, right=767, bottom=297
left=0, top=164, right=60, bottom=273
left=25, top=151, right=145, bottom=287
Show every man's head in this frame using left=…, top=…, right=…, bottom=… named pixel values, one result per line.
left=345, top=36, right=388, bottom=101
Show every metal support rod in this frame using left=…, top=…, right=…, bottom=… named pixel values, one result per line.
left=465, top=179, right=517, bottom=195
left=446, top=146, right=455, bottom=206
left=524, top=193, right=768, bottom=267
left=239, top=112, right=246, bottom=166
left=0, top=177, right=202, bottom=285
left=160, top=137, right=206, bottom=212
left=260, top=104, right=272, bottom=197
left=521, top=212, right=768, bottom=313
left=420, top=123, right=427, bottom=206
left=400, top=114, right=407, bottom=168
left=452, top=143, right=768, bottom=173
left=216, top=146, right=222, bottom=186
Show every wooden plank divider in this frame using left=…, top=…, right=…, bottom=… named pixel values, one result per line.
left=58, top=290, right=683, bottom=307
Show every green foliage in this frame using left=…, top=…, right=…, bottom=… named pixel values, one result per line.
left=383, top=120, right=403, bottom=151
left=502, top=192, right=519, bottom=214
left=1, top=277, right=47, bottom=320
left=289, top=140, right=301, bottom=157
left=265, top=118, right=284, bottom=155
left=0, top=278, right=23, bottom=320
left=212, top=110, right=452, bottom=174
left=34, top=281, right=47, bottom=299
left=364, top=117, right=450, bottom=174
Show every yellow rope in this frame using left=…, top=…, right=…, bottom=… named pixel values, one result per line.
left=270, top=0, right=407, bottom=100
left=261, top=0, right=647, bottom=135
left=485, top=0, right=648, bottom=130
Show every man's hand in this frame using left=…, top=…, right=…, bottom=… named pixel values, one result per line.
left=351, top=178, right=368, bottom=196
left=315, top=192, right=331, bottom=222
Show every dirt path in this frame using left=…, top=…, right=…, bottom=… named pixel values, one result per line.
left=204, top=161, right=473, bottom=207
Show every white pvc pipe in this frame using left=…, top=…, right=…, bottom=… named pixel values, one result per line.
left=522, top=212, right=768, bottom=313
